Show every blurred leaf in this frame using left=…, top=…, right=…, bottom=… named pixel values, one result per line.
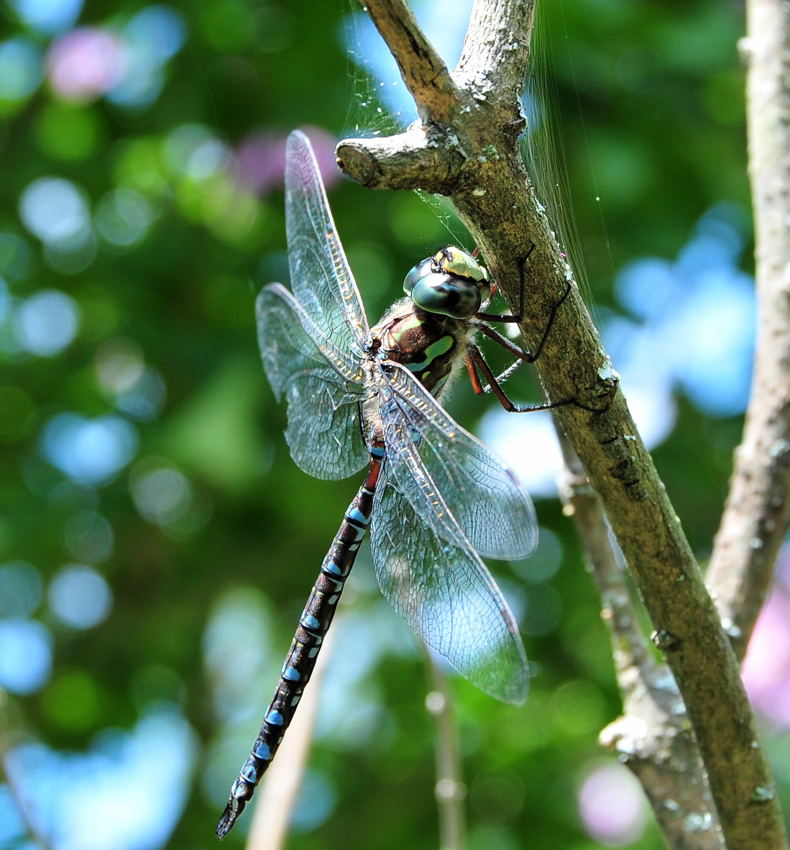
left=160, top=355, right=267, bottom=493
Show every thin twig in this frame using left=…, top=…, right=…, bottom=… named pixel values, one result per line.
left=422, top=647, right=466, bottom=850
left=339, top=1, right=787, bottom=847
left=557, top=438, right=723, bottom=850
left=706, top=0, right=790, bottom=661
left=360, top=0, right=460, bottom=122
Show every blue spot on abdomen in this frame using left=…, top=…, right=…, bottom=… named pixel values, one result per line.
left=253, top=740, right=272, bottom=760
left=283, top=665, right=301, bottom=682
left=302, top=614, right=321, bottom=630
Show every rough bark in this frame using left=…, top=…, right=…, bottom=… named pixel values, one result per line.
left=558, top=437, right=723, bottom=849
left=706, top=0, right=790, bottom=662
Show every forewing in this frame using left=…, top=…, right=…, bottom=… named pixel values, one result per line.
left=370, top=471, right=529, bottom=704
left=257, top=284, right=368, bottom=480
left=285, top=131, right=369, bottom=358
left=379, top=364, right=537, bottom=561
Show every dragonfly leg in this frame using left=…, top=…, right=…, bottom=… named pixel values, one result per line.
left=466, top=343, right=601, bottom=413
left=468, top=248, right=608, bottom=412
left=466, top=350, right=484, bottom=394
left=474, top=279, right=572, bottom=367
left=474, top=242, right=535, bottom=325
left=474, top=237, right=576, bottom=377
left=465, top=345, right=525, bottom=399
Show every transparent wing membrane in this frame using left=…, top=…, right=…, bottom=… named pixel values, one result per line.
left=380, top=364, right=538, bottom=560
left=257, top=284, right=368, bottom=480
left=371, top=473, right=530, bottom=705
left=285, top=131, right=369, bottom=358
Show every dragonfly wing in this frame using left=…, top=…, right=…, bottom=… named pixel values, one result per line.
left=257, top=284, right=368, bottom=480
left=371, top=470, right=530, bottom=704
left=285, top=130, right=369, bottom=357
left=379, top=364, right=537, bottom=561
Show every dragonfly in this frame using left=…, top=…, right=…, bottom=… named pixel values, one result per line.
left=217, top=129, right=566, bottom=838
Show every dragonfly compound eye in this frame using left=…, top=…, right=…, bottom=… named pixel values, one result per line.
left=403, top=257, right=433, bottom=295
left=411, top=272, right=483, bottom=318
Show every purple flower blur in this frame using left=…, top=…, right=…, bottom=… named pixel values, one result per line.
left=742, top=548, right=790, bottom=728
left=46, top=27, right=126, bottom=102
left=44, top=8, right=185, bottom=108
left=578, top=763, right=647, bottom=846
left=235, top=127, right=341, bottom=197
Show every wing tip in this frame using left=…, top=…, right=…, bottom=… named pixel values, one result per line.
left=286, top=129, right=318, bottom=179
left=256, top=282, right=288, bottom=311
left=501, top=676, right=530, bottom=706
left=465, top=663, right=530, bottom=706
left=287, top=128, right=310, bottom=150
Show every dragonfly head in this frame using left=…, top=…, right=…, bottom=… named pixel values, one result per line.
left=403, top=246, right=491, bottom=319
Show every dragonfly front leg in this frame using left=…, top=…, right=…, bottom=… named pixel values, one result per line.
left=474, top=243, right=535, bottom=325
left=469, top=246, right=609, bottom=412
left=474, top=278, right=572, bottom=365
left=465, top=344, right=581, bottom=414
left=474, top=237, right=575, bottom=376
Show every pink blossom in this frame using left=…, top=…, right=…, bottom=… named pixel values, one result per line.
left=47, top=27, right=127, bottom=102
left=578, top=763, right=646, bottom=846
left=235, top=127, right=340, bottom=197
left=742, top=583, right=790, bottom=727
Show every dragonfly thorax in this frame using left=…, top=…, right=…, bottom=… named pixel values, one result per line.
left=403, top=246, right=491, bottom=319
left=368, top=298, right=469, bottom=396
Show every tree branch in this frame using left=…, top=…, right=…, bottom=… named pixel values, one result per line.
left=456, top=0, right=533, bottom=105
left=706, top=0, right=790, bottom=661
left=339, top=1, right=787, bottom=847
left=558, top=439, right=723, bottom=849
left=334, top=128, right=465, bottom=192
left=361, top=0, right=461, bottom=122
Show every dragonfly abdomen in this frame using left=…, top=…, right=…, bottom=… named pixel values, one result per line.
left=216, top=443, right=384, bottom=838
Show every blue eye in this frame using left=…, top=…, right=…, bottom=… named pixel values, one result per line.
left=403, top=258, right=433, bottom=295
left=411, top=273, right=482, bottom=318
left=404, top=248, right=492, bottom=318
